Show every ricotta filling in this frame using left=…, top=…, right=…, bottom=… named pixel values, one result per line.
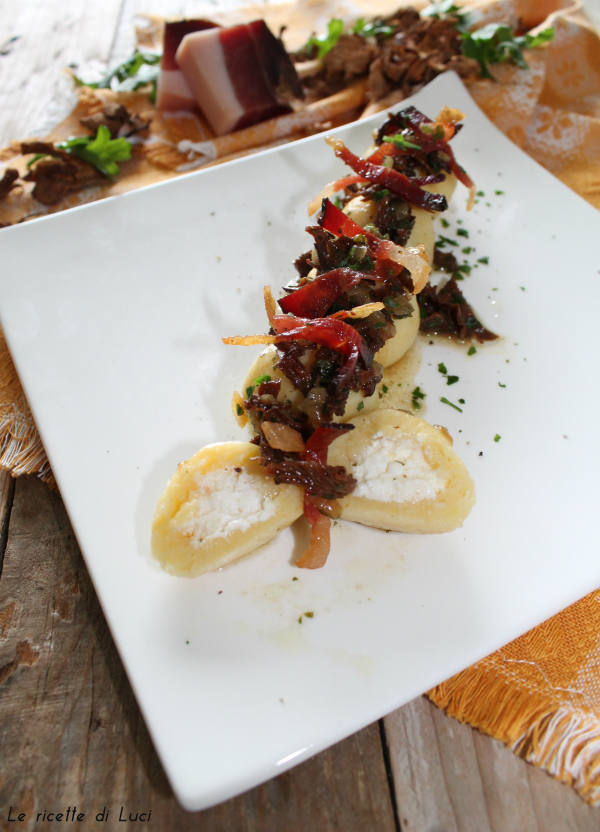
left=351, top=432, right=444, bottom=503
left=180, top=467, right=276, bottom=545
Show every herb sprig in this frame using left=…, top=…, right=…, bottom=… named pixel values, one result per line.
left=305, top=18, right=344, bottom=59
left=74, top=49, right=161, bottom=102
left=57, top=126, right=131, bottom=178
left=461, top=24, right=554, bottom=79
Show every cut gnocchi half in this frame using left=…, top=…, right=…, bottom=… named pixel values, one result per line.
left=151, top=442, right=303, bottom=577
left=328, top=409, right=475, bottom=533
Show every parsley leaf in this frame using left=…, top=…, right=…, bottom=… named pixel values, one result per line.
left=57, top=126, right=131, bottom=178
left=438, top=362, right=447, bottom=375
left=461, top=24, right=554, bottom=79
left=74, top=49, right=161, bottom=102
left=305, top=18, right=344, bottom=59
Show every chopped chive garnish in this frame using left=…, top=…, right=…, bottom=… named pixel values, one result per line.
left=499, top=382, right=506, bottom=388
left=441, top=397, right=462, bottom=412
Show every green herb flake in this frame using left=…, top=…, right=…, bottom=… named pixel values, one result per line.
left=292, top=577, right=298, bottom=581
left=495, top=189, right=505, bottom=195
left=457, top=263, right=472, bottom=275
left=441, top=218, right=450, bottom=228
left=245, top=385, right=255, bottom=399
left=411, top=386, right=426, bottom=409
left=254, top=374, right=271, bottom=387
left=494, top=434, right=501, bottom=442
left=304, top=611, right=314, bottom=618
left=235, top=404, right=244, bottom=416
left=477, top=190, right=485, bottom=197
left=383, top=133, right=421, bottom=151
left=382, top=384, right=388, bottom=393
left=305, top=18, right=344, bottom=59
left=357, top=401, right=364, bottom=411
left=439, top=235, right=458, bottom=247
left=57, top=125, right=131, bottom=178
left=373, top=188, right=390, bottom=201
left=458, top=398, right=465, bottom=404
left=441, top=397, right=462, bottom=413
left=462, top=246, right=472, bottom=254
left=447, top=375, right=459, bottom=385
left=477, top=256, right=489, bottom=264
left=438, top=362, right=448, bottom=375
left=457, top=228, right=469, bottom=238
left=520, top=286, right=526, bottom=291
left=499, top=382, right=506, bottom=388
left=467, top=346, right=477, bottom=356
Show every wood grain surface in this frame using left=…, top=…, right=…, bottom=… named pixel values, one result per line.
left=2, top=2, right=600, bottom=830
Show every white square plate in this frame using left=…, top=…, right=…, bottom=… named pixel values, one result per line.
left=1, top=72, right=599, bottom=810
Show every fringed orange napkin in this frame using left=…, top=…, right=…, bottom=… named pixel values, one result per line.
left=1, top=0, right=600, bottom=803
left=427, top=5, right=600, bottom=808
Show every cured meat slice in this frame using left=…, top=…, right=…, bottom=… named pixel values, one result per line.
left=176, top=20, right=303, bottom=135
left=156, top=19, right=218, bottom=111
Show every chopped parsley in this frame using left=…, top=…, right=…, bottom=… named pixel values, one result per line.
left=494, top=434, right=501, bottom=442
left=441, top=218, right=450, bottom=228
left=447, top=375, right=459, bottom=385
left=438, top=362, right=448, bottom=375
left=441, top=397, right=462, bottom=412
left=462, top=246, right=472, bottom=254
left=412, top=386, right=426, bottom=409
left=477, top=190, right=485, bottom=197
left=246, top=385, right=255, bottom=398
left=254, top=374, right=271, bottom=386
left=235, top=404, right=244, bottom=416
left=477, top=256, right=489, bottom=265
left=457, top=263, right=472, bottom=275
left=457, top=228, right=469, bottom=238
left=498, top=382, right=506, bottom=388
left=458, top=399, right=465, bottom=404
left=495, top=190, right=505, bottom=195
left=438, top=235, right=458, bottom=247
left=373, top=188, right=390, bottom=201
left=467, top=346, right=477, bottom=356
left=382, top=384, right=388, bottom=393
left=357, top=401, right=364, bottom=411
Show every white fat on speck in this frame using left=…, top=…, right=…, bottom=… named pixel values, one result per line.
left=351, top=432, right=444, bottom=503
left=179, top=467, right=276, bottom=545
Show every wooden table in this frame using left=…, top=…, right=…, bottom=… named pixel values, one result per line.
left=1, top=2, right=600, bottom=829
